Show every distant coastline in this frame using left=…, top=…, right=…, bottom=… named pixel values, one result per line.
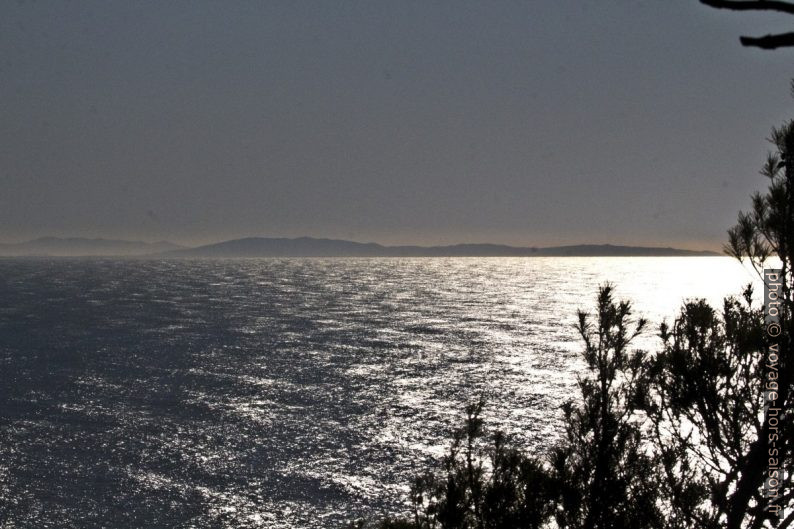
left=0, top=236, right=720, bottom=258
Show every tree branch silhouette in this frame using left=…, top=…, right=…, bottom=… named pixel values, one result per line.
left=740, top=31, right=794, bottom=49
left=700, top=0, right=794, bottom=48
left=701, top=0, right=794, bottom=15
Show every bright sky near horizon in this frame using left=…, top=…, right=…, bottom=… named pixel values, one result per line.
left=1, top=1, right=793, bottom=250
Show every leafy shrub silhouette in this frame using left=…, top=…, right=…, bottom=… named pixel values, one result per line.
left=550, top=285, right=663, bottom=529
left=642, top=121, right=794, bottom=529
left=405, top=400, right=553, bottom=529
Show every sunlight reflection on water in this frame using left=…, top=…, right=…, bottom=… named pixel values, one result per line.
left=0, top=257, right=761, bottom=527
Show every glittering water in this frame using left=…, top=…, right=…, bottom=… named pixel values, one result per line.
left=0, top=257, right=760, bottom=528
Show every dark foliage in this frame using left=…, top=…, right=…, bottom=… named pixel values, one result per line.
left=404, top=401, right=554, bottom=529
left=647, top=291, right=768, bottom=528
left=644, top=121, right=794, bottom=529
left=550, top=285, right=663, bottom=529
left=349, top=402, right=554, bottom=529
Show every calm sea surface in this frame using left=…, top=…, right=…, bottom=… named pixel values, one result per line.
left=0, top=257, right=761, bottom=528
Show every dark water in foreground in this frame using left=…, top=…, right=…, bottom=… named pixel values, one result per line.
left=0, top=257, right=755, bottom=528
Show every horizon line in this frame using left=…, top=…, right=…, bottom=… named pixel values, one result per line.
left=0, top=234, right=724, bottom=253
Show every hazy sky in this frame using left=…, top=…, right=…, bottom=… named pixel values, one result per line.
left=1, top=1, right=792, bottom=249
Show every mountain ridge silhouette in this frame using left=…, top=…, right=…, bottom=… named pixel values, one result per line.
left=164, top=236, right=719, bottom=257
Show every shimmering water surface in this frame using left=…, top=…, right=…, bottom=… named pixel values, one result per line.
left=0, top=257, right=760, bottom=528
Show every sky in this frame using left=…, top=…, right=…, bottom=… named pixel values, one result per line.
left=1, top=1, right=793, bottom=250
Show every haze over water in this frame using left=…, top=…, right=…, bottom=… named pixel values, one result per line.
left=0, top=257, right=761, bottom=528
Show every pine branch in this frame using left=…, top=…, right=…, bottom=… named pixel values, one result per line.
left=700, top=0, right=794, bottom=16
left=739, top=32, right=794, bottom=48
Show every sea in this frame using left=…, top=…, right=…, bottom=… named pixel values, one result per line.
left=0, top=257, right=761, bottom=528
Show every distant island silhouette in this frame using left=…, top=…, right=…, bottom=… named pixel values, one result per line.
left=167, top=237, right=718, bottom=257
left=0, top=236, right=719, bottom=257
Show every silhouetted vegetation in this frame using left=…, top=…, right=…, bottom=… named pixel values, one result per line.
left=360, top=121, right=793, bottom=528
left=646, top=119, right=791, bottom=529
left=701, top=0, right=794, bottom=49
left=349, top=401, right=554, bottom=529
left=406, top=401, right=554, bottom=529
left=647, top=288, right=771, bottom=529
left=550, top=286, right=662, bottom=529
